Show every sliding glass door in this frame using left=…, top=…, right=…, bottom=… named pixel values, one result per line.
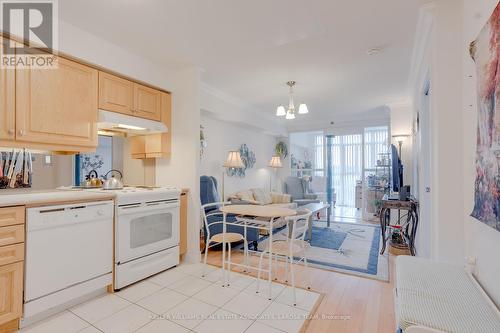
left=331, top=134, right=363, bottom=207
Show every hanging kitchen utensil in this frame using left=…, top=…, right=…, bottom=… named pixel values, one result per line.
left=23, top=149, right=29, bottom=185
left=0, top=152, right=4, bottom=178
left=6, top=150, right=17, bottom=183
left=5, top=150, right=13, bottom=176
left=9, top=150, right=23, bottom=188
left=2, top=151, right=8, bottom=176
left=0, top=152, right=6, bottom=189
left=28, top=151, right=33, bottom=187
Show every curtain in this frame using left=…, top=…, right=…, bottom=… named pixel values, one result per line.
left=331, top=134, right=363, bottom=207
left=364, top=126, right=389, bottom=169
left=313, top=134, right=324, bottom=177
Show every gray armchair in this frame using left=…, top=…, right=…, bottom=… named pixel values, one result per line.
left=283, top=176, right=320, bottom=206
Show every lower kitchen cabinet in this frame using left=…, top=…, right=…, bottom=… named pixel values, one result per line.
left=0, top=262, right=23, bottom=330
left=0, top=206, right=25, bottom=333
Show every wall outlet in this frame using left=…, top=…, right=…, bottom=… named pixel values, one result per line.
left=465, top=256, right=477, bottom=274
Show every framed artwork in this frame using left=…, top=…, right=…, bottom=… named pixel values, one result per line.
left=469, top=3, right=500, bottom=230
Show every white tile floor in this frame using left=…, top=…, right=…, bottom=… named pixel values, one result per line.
left=18, top=263, right=321, bottom=333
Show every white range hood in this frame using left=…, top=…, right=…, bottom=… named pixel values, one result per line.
left=97, top=110, right=168, bottom=135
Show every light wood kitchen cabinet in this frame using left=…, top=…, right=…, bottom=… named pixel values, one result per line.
left=0, top=244, right=24, bottom=267
left=99, top=73, right=161, bottom=121
left=179, top=189, right=189, bottom=256
left=16, top=55, right=98, bottom=148
left=134, top=84, right=162, bottom=121
left=0, top=225, right=24, bottom=247
left=98, top=72, right=134, bottom=116
left=0, top=262, right=23, bottom=331
left=129, top=92, right=172, bottom=159
left=0, top=206, right=24, bottom=333
left=0, top=37, right=15, bottom=141
left=0, top=206, right=23, bottom=228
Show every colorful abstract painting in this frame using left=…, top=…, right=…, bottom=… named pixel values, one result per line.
left=470, top=3, right=500, bottom=231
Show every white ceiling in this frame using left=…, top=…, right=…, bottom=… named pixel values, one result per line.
left=59, top=0, right=427, bottom=125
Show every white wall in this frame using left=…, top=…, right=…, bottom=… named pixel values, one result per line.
left=200, top=114, right=279, bottom=198
left=462, top=0, right=500, bottom=306
left=427, top=0, right=466, bottom=266
left=412, top=0, right=500, bottom=306
left=390, top=103, right=413, bottom=186
left=156, top=67, right=201, bottom=262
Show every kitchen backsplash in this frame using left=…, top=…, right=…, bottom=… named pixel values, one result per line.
left=0, top=136, right=146, bottom=191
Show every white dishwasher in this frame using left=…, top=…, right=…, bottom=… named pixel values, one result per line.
left=24, top=200, right=114, bottom=319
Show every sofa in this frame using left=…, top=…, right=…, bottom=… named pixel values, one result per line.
left=228, top=188, right=297, bottom=209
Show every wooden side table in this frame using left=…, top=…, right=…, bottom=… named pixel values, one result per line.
left=379, top=195, right=419, bottom=256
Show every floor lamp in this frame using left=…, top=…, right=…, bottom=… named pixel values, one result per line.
left=222, top=151, right=244, bottom=203
left=268, top=156, right=283, bottom=191
left=392, top=134, right=410, bottom=158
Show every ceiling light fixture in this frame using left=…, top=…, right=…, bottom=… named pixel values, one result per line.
left=276, top=81, right=308, bottom=119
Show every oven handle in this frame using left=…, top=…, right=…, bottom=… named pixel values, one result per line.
left=118, top=200, right=179, bottom=214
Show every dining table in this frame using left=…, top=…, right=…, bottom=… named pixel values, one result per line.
left=219, top=204, right=297, bottom=300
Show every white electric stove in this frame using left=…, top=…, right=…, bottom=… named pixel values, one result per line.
left=67, top=186, right=182, bottom=289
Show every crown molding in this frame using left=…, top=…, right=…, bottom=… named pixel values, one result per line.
left=199, top=82, right=287, bottom=136
left=285, top=106, right=390, bottom=133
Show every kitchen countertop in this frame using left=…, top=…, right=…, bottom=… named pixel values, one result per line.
left=0, top=189, right=115, bottom=208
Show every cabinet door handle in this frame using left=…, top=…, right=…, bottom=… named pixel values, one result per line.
left=8, top=129, right=14, bottom=135
left=18, top=129, right=25, bottom=136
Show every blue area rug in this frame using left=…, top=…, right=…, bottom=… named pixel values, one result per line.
left=251, top=222, right=388, bottom=281
left=310, top=226, right=347, bottom=250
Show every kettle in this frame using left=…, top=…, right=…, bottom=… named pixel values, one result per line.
left=103, top=169, right=124, bottom=190
left=82, top=169, right=102, bottom=188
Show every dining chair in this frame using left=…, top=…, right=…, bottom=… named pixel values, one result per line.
left=200, top=202, right=249, bottom=282
left=256, top=209, right=312, bottom=305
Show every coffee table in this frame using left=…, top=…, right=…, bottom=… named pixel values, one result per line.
left=300, top=202, right=331, bottom=240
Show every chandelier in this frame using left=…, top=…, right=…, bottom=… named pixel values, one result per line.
left=276, top=80, right=308, bottom=120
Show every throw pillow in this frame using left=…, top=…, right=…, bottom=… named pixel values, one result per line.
left=235, top=190, right=255, bottom=202
left=252, top=188, right=273, bottom=205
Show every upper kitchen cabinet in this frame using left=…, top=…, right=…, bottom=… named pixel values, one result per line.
left=0, top=37, right=15, bottom=141
left=130, top=92, right=172, bottom=159
left=16, top=55, right=98, bottom=149
left=98, top=72, right=134, bottom=115
left=134, top=84, right=162, bottom=121
left=99, top=72, right=162, bottom=121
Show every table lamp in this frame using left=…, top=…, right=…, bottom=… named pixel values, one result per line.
left=222, top=151, right=244, bottom=202
left=268, top=156, right=283, bottom=191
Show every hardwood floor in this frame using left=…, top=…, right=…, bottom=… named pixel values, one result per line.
left=205, top=249, right=396, bottom=333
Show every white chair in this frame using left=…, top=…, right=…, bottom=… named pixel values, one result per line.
left=200, top=202, right=249, bottom=282
left=256, top=209, right=312, bottom=305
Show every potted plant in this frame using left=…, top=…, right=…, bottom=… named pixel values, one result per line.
left=275, top=141, right=288, bottom=159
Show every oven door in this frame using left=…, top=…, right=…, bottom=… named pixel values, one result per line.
left=116, top=200, right=180, bottom=264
